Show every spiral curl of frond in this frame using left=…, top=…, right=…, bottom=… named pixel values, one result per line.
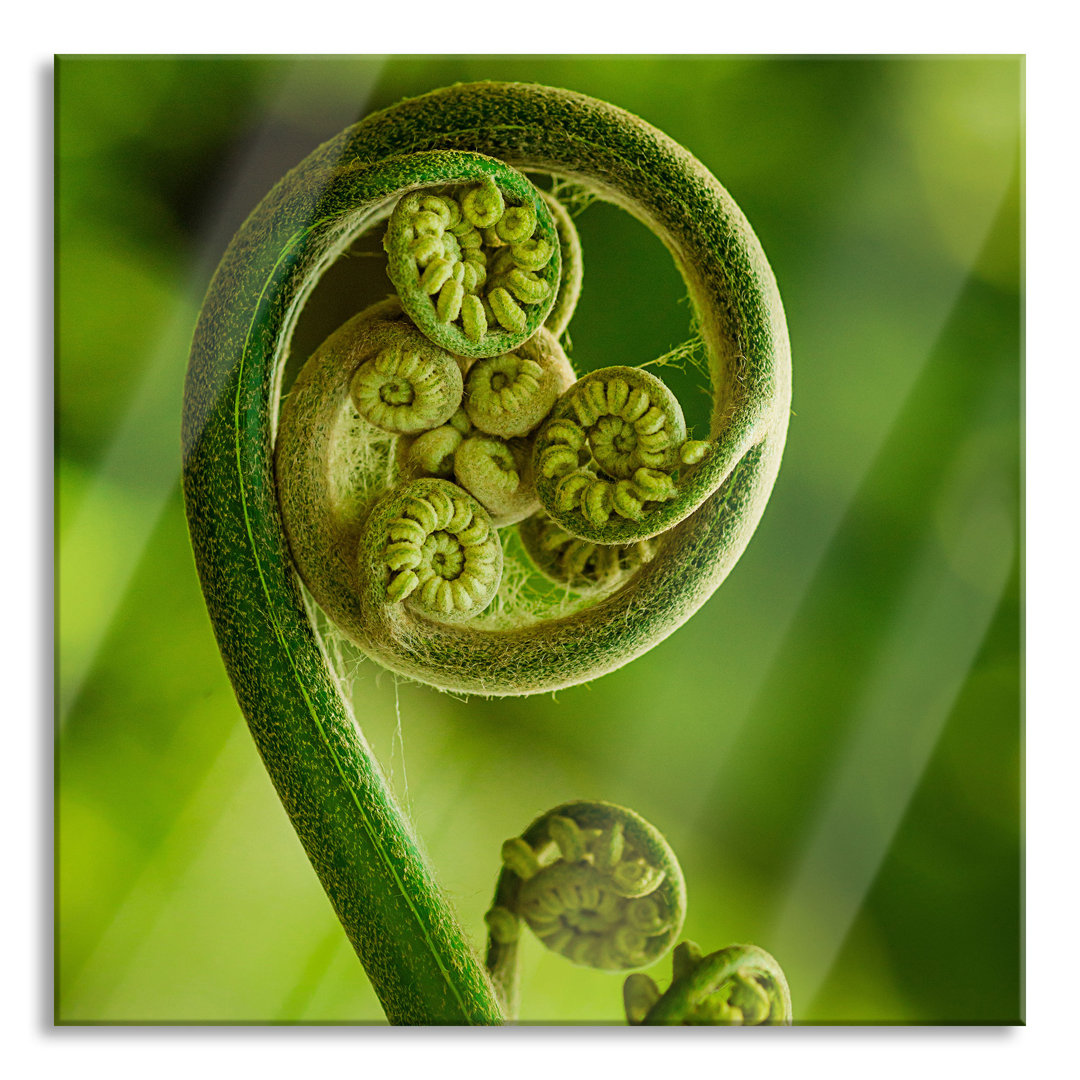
left=349, top=333, right=464, bottom=435
left=484, top=802, right=686, bottom=1017
left=532, top=366, right=715, bottom=544
left=463, top=328, right=576, bottom=439
left=367, top=478, right=503, bottom=621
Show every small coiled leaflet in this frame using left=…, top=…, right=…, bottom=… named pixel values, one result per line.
left=349, top=331, right=463, bottom=435
left=463, top=328, right=576, bottom=439
left=533, top=366, right=712, bottom=545
left=371, top=478, right=503, bottom=622
left=518, top=511, right=658, bottom=592
left=623, top=940, right=792, bottom=1026
left=384, top=174, right=561, bottom=358
left=484, top=802, right=686, bottom=1018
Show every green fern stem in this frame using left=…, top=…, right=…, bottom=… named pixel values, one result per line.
left=183, top=151, right=513, bottom=1024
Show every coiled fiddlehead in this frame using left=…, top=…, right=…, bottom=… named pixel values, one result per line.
left=348, top=324, right=463, bottom=435
left=623, top=940, right=792, bottom=1025
left=365, top=477, right=503, bottom=620
left=483, top=802, right=686, bottom=1019
left=463, top=328, right=576, bottom=439
left=182, top=82, right=790, bottom=1023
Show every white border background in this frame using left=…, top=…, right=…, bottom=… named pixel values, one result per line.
left=13, top=3, right=1072, bottom=1075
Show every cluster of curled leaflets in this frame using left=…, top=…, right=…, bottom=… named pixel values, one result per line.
left=485, top=802, right=790, bottom=1024
left=182, top=83, right=791, bottom=1024
left=260, top=91, right=793, bottom=701
left=275, top=162, right=724, bottom=664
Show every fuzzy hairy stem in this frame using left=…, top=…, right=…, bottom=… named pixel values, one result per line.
left=181, top=137, right=514, bottom=1030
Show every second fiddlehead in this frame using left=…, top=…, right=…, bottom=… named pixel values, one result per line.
left=484, top=802, right=687, bottom=1019
left=483, top=802, right=791, bottom=1024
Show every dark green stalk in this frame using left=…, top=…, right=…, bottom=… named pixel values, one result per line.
left=182, top=149, right=509, bottom=1027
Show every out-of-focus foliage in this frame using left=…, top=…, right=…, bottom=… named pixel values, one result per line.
left=56, top=56, right=1022, bottom=1024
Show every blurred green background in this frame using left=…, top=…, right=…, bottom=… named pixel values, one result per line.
left=56, top=56, right=1022, bottom=1024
